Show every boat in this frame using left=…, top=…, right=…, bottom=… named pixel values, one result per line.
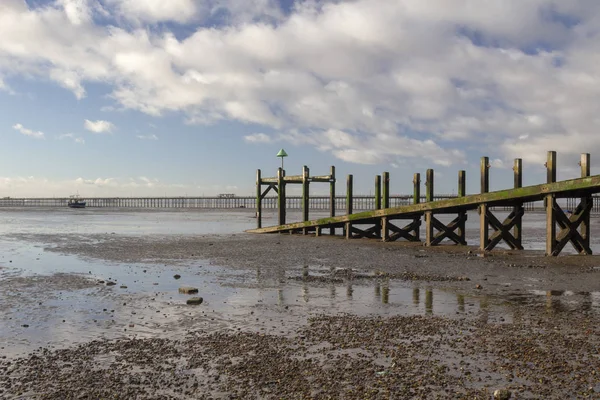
left=68, top=195, right=86, bottom=208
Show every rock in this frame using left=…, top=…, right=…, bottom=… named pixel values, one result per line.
left=187, top=297, right=203, bottom=305
left=476, top=284, right=482, bottom=289
left=179, top=287, right=199, bottom=295
left=120, top=285, right=128, bottom=289
left=493, top=389, right=512, bottom=400
left=173, top=274, right=181, bottom=280
left=106, top=281, right=116, bottom=286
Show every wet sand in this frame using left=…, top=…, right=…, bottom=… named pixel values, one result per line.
left=1, top=232, right=600, bottom=399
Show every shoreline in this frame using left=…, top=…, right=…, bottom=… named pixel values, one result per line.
left=1, top=232, right=599, bottom=398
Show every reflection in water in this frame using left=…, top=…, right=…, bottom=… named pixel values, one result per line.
left=302, top=265, right=309, bottom=278
left=382, top=282, right=389, bottom=304
left=302, top=282, right=309, bottom=303
left=413, top=288, right=420, bottom=306
left=329, top=283, right=336, bottom=299
left=375, top=282, right=381, bottom=299
left=425, top=289, right=433, bottom=314
left=457, top=294, right=465, bottom=313
left=346, top=282, right=353, bottom=299
left=278, top=289, right=284, bottom=305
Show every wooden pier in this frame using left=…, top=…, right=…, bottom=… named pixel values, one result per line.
left=248, top=151, right=600, bottom=256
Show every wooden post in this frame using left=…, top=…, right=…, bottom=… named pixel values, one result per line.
left=277, top=168, right=286, bottom=226
left=330, top=166, right=336, bottom=236
left=413, top=173, right=421, bottom=240
left=413, top=173, right=421, bottom=204
left=513, top=159, right=523, bottom=248
left=458, top=170, right=466, bottom=243
left=425, top=169, right=434, bottom=245
left=481, top=157, right=489, bottom=194
left=375, top=175, right=382, bottom=239
left=382, top=172, right=390, bottom=208
left=547, top=151, right=557, bottom=184
left=458, top=171, right=466, bottom=197
left=345, top=174, right=353, bottom=239
left=256, top=169, right=262, bottom=229
left=426, top=169, right=434, bottom=202
left=479, top=158, right=489, bottom=251
left=302, top=165, right=310, bottom=235
left=545, top=151, right=557, bottom=255
left=580, top=153, right=591, bottom=251
left=381, top=172, right=390, bottom=241
left=375, top=175, right=382, bottom=210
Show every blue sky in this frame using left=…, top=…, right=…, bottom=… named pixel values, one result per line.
left=1, top=0, right=599, bottom=197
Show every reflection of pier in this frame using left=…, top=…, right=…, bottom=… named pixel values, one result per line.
left=250, top=151, right=600, bottom=256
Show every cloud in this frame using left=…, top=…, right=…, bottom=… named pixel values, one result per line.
left=136, top=134, right=158, bottom=140
left=84, top=119, right=114, bottom=133
left=13, top=123, right=45, bottom=139
left=244, top=133, right=272, bottom=143
left=58, top=133, right=85, bottom=144
left=2, top=1, right=600, bottom=166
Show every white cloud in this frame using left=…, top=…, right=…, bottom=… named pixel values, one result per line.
left=136, top=134, right=158, bottom=140
left=244, top=133, right=272, bottom=143
left=13, top=123, right=45, bottom=139
left=58, top=133, right=85, bottom=144
left=84, top=119, right=114, bottom=133
left=2, top=1, right=600, bottom=166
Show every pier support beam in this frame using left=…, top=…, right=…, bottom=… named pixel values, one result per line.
left=256, top=169, right=262, bottom=229
left=546, top=152, right=593, bottom=256
left=302, top=165, right=310, bottom=235
left=345, top=174, right=353, bottom=239
left=330, top=166, right=336, bottom=236
left=480, top=158, right=525, bottom=251
left=277, top=167, right=286, bottom=226
left=425, top=169, right=466, bottom=246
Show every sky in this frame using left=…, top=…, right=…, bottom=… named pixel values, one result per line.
left=1, top=0, right=600, bottom=197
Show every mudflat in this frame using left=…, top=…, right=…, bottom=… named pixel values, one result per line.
left=1, top=232, right=599, bottom=399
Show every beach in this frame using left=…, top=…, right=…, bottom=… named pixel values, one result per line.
left=0, top=208, right=599, bottom=399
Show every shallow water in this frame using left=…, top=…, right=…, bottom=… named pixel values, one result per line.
left=0, top=208, right=599, bottom=358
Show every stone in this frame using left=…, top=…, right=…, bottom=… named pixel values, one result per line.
left=173, top=274, right=181, bottom=280
left=187, top=297, right=203, bottom=305
left=493, top=389, right=512, bottom=400
left=106, top=281, right=116, bottom=286
left=120, top=285, right=128, bottom=289
left=476, top=284, right=482, bottom=289
left=179, top=287, right=199, bottom=295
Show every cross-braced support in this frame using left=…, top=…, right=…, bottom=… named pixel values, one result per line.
left=546, top=195, right=593, bottom=256
left=480, top=204, right=524, bottom=251
left=425, top=211, right=467, bottom=246
left=382, top=217, right=421, bottom=242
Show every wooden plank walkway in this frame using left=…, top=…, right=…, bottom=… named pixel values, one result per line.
left=248, top=152, right=600, bottom=256
left=248, top=175, right=600, bottom=233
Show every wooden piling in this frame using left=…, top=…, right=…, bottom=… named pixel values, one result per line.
left=302, top=165, right=310, bottom=235
left=382, top=172, right=390, bottom=209
left=345, top=174, right=353, bottom=239
left=413, top=173, right=421, bottom=241
left=256, top=169, right=262, bottom=229
left=277, top=168, right=286, bottom=226
left=413, top=173, right=421, bottom=205
left=457, top=170, right=466, bottom=243
left=545, top=151, right=557, bottom=255
left=381, top=172, right=390, bottom=241
left=425, top=169, right=434, bottom=245
left=479, top=158, right=489, bottom=251
left=375, top=175, right=382, bottom=210
left=426, top=169, right=434, bottom=202
left=580, top=153, right=591, bottom=250
left=330, top=166, right=336, bottom=236
left=513, top=159, right=523, bottom=248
